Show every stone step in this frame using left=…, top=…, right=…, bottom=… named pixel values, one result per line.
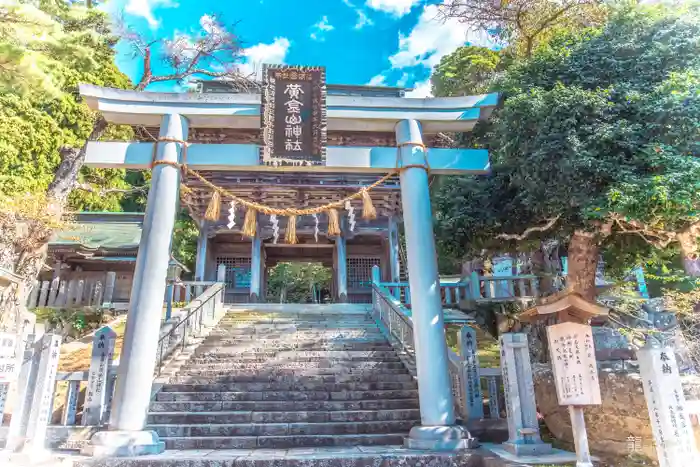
left=153, top=389, right=418, bottom=405
left=169, top=373, right=415, bottom=384
left=148, top=401, right=420, bottom=421
left=150, top=420, right=417, bottom=437
left=176, top=368, right=411, bottom=378
left=149, top=408, right=419, bottom=424
left=216, top=322, right=379, bottom=329
left=219, top=315, right=374, bottom=322
left=160, top=433, right=406, bottom=449
left=179, top=361, right=407, bottom=371
left=195, top=339, right=391, bottom=351
left=189, top=350, right=400, bottom=361
left=159, top=381, right=417, bottom=394
left=76, top=447, right=484, bottom=467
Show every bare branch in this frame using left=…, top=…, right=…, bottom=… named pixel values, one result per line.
left=497, top=215, right=561, bottom=240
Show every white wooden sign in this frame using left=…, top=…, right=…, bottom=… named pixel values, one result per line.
left=547, top=322, right=602, bottom=406
left=0, top=332, right=19, bottom=383
left=638, top=344, right=699, bottom=467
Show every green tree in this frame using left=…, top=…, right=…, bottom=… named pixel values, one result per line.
left=0, top=1, right=255, bottom=328
left=432, top=46, right=508, bottom=97
left=434, top=4, right=700, bottom=299
left=266, top=263, right=332, bottom=304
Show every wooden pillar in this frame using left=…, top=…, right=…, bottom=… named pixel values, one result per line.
left=335, top=222, right=348, bottom=303
left=388, top=215, right=401, bottom=283
left=194, top=222, right=209, bottom=281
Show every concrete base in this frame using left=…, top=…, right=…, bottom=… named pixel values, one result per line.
left=404, top=425, right=479, bottom=451
left=81, top=431, right=164, bottom=457
left=502, top=440, right=553, bottom=456
left=483, top=442, right=583, bottom=465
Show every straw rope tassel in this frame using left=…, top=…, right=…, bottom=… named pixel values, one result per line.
left=327, top=209, right=341, bottom=237
left=361, top=189, right=377, bottom=220
left=243, top=208, right=257, bottom=238
left=204, top=191, right=221, bottom=221
left=285, top=215, right=298, bottom=244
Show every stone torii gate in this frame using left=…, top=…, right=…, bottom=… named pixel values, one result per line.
left=77, top=83, right=498, bottom=456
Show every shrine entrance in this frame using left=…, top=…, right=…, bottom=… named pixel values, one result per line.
left=193, top=171, right=400, bottom=304
left=76, top=67, right=499, bottom=454
left=265, top=261, right=332, bottom=304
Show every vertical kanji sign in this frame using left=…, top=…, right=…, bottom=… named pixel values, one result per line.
left=547, top=322, right=602, bottom=406
left=638, top=344, right=699, bottom=467
left=261, top=65, right=327, bottom=166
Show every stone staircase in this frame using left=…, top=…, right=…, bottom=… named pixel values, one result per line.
left=147, top=308, right=421, bottom=450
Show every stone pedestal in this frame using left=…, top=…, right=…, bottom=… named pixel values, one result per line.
left=500, top=333, right=552, bottom=456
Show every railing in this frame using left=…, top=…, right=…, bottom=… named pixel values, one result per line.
left=156, top=282, right=225, bottom=376
left=0, top=280, right=226, bottom=451
left=27, top=274, right=119, bottom=310
left=378, top=273, right=561, bottom=308
left=370, top=279, right=504, bottom=421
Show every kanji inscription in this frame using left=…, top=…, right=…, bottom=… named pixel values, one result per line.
left=261, top=65, right=327, bottom=166
left=547, top=322, right=602, bottom=406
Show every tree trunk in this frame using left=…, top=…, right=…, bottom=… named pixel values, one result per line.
left=0, top=115, right=109, bottom=327
left=677, top=231, right=700, bottom=277
left=567, top=230, right=599, bottom=300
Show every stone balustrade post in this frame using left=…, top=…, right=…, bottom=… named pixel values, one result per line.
left=499, top=333, right=551, bottom=455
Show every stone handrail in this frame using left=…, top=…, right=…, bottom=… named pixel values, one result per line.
left=378, top=273, right=566, bottom=307
left=156, top=282, right=225, bottom=376
left=370, top=279, right=504, bottom=421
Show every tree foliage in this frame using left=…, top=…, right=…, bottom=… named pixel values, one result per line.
left=432, top=46, right=509, bottom=97
left=266, top=263, right=332, bottom=304
left=434, top=4, right=700, bottom=280
left=0, top=1, right=132, bottom=208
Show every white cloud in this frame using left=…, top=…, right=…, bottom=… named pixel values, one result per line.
left=310, top=16, right=334, bottom=41
left=365, top=0, right=420, bottom=17
left=405, top=79, right=432, bottom=98
left=238, top=37, right=291, bottom=79
left=342, top=0, right=374, bottom=29
left=389, top=4, right=485, bottom=69
left=372, top=3, right=492, bottom=93
left=367, top=74, right=386, bottom=86
left=124, top=0, right=177, bottom=29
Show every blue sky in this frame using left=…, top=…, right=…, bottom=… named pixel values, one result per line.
left=105, top=0, right=490, bottom=96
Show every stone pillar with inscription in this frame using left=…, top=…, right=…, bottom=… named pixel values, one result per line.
left=83, top=326, right=117, bottom=425
left=24, top=334, right=62, bottom=452
left=458, top=326, right=483, bottom=420
left=638, top=340, right=699, bottom=467
left=500, top=333, right=552, bottom=455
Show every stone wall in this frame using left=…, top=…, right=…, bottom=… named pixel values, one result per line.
left=532, top=363, right=700, bottom=459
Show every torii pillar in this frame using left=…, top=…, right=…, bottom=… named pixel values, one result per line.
left=397, top=120, right=475, bottom=450
left=84, top=114, right=187, bottom=456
